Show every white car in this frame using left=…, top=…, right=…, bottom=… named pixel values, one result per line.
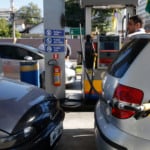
left=0, top=42, right=76, bottom=88
left=65, top=60, right=76, bottom=85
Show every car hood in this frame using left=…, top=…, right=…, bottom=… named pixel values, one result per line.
left=0, top=77, right=47, bottom=133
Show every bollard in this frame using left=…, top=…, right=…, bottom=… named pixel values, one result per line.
left=20, top=60, right=40, bottom=87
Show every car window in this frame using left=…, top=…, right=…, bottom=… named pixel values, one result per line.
left=0, top=45, right=43, bottom=60
left=0, top=45, right=29, bottom=60
left=108, top=38, right=149, bottom=77
left=17, top=47, right=43, bottom=60
left=0, top=46, right=17, bottom=59
left=16, top=47, right=29, bottom=59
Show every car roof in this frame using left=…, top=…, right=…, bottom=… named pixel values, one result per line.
left=130, top=33, right=150, bottom=39
left=0, top=42, right=44, bottom=58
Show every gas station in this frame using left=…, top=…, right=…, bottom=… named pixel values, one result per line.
left=42, top=0, right=141, bottom=149
left=0, top=0, right=144, bottom=150
left=0, top=0, right=149, bottom=150
left=43, top=0, right=139, bottom=108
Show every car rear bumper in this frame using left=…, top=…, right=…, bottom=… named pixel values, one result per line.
left=94, top=101, right=128, bottom=150
left=94, top=100, right=150, bottom=150
left=25, top=110, right=65, bottom=150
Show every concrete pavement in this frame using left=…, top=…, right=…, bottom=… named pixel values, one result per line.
left=54, top=111, right=97, bottom=150
left=54, top=72, right=97, bottom=150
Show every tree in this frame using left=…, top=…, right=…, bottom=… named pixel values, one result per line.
left=65, top=0, right=113, bottom=33
left=0, top=18, right=21, bottom=38
left=92, top=9, right=113, bottom=33
left=16, top=2, right=42, bottom=27
left=65, top=0, right=85, bottom=27
left=0, top=19, right=10, bottom=37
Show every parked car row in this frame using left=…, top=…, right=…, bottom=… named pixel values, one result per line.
left=2, top=33, right=150, bottom=150
left=95, top=34, right=150, bottom=150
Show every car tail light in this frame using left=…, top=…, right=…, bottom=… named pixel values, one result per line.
left=112, top=84, right=144, bottom=119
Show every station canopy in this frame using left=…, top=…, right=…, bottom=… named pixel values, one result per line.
left=80, top=0, right=139, bottom=8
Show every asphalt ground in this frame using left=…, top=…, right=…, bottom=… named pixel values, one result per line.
left=54, top=74, right=97, bottom=150
left=54, top=111, right=97, bottom=150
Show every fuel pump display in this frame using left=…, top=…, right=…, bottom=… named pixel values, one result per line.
left=98, top=35, right=120, bottom=68
left=82, top=35, right=120, bottom=102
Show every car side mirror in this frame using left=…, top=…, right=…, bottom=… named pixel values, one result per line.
left=24, top=56, right=33, bottom=61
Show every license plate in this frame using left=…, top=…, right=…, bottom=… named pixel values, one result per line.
left=50, top=122, right=63, bottom=146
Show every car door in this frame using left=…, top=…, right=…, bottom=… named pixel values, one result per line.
left=0, top=44, right=45, bottom=87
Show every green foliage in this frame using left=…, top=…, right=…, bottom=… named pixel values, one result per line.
left=65, top=0, right=85, bottom=27
left=16, top=2, right=42, bottom=26
left=65, top=0, right=114, bottom=33
left=15, top=31, right=21, bottom=37
left=0, top=18, right=21, bottom=38
left=0, top=2, right=41, bottom=38
left=0, top=19, right=10, bottom=37
left=92, top=9, right=113, bottom=33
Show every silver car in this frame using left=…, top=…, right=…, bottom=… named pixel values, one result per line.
left=0, top=42, right=76, bottom=88
left=0, top=42, right=45, bottom=87
left=95, top=34, right=150, bottom=150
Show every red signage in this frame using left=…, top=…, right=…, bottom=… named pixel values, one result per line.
left=53, top=53, right=59, bottom=59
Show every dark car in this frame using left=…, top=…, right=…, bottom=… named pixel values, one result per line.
left=0, top=76, right=65, bottom=150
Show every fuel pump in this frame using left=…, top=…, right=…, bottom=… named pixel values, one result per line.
left=80, top=31, right=102, bottom=103
left=81, top=34, right=121, bottom=103
left=98, top=35, right=120, bottom=68
left=84, top=35, right=95, bottom=69
left=78, top=0, right=138, bottom=107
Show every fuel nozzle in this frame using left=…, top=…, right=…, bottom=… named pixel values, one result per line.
left=112, top=101, right=150, bottom=120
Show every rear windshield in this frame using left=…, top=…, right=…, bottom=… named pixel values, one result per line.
left=108, top=38, right=149, bottom=77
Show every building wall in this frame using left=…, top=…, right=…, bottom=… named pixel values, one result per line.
left=29, top=23, right=44, bottom=34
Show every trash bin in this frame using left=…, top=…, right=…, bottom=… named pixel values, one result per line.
left=77, top=51, right=82, bottom=65
left=20, top=60, right=40, bottom=87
